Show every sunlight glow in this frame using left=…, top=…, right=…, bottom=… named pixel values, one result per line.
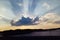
left=23, top=0, right=29, bottom=17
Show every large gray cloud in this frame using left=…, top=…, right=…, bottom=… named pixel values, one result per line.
left=11, top=16, right=39, bottom=26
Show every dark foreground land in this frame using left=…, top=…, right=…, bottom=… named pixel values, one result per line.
left=0, top=28, right=60, bottom=40
left=0, top=28, right=60, bottom=36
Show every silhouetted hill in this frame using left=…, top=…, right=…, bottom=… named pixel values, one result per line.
left=0, top=28, right=60, bottom=37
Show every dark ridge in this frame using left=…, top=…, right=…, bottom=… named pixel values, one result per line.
left=0, top=28, right=60, bottom=37
left=2, top=28, right=60, bottom=32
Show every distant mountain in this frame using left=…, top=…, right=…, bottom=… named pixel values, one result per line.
left=2, top=28, right=60, bottom=37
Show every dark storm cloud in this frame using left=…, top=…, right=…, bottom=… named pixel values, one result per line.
left=11, top=16, right=39, bottom=26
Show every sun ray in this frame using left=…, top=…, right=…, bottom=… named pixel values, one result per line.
left=33, top=2, right=50, bottom=17
left=23, top=0, right=29, bottom=17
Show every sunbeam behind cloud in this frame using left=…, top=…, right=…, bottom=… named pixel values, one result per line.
left=10, top=0, right=60, bottom=26
left=23, top=0, right=29, bottom=17
left=0, top=0, right=60, bottom=30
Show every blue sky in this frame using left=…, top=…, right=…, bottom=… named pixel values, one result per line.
left=0, top=0, right=60, bottom=19
left=0, top=0, right=60, bottom=25
left=10, top=0, right=60, bottom=17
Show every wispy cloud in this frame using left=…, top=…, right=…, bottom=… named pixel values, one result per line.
left=42, top=2, right=51, bottom=10
left=0, top=0, right=16, bottom=25
left=40, top=12, right=60, bottom=24
left=0, top=0, right=15, bottom=20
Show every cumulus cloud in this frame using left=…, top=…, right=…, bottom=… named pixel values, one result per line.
left=11, top=16, right=39, bottom=26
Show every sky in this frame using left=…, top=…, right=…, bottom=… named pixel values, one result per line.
left=0, top=0, right=60, bottom=26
